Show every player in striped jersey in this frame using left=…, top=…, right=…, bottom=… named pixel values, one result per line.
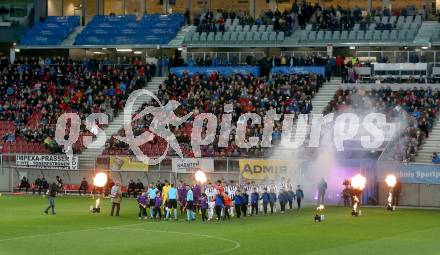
left=204, top=183, right=216, bottom=220
left=225, top=181, right=237, bottom=217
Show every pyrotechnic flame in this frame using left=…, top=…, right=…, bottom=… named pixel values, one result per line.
left=350, top=173, right=366, bottom=215
left=93, top=172, right=108, bottom=188
left=95, top=198, right=100, bottom=208
left=195, top=170, right=207, bottom=184
left=317, top=205, right=325, bottom=211
left=351, top=174, right=366, bottom=191
left=353, top=195, right=359, bottom=212
left=387, top=192, right=392, bottom=206
left=385, top=174, right=397, bottom=188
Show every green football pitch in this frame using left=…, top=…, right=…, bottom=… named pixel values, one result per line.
left=0, top=195, right=439, bottom=255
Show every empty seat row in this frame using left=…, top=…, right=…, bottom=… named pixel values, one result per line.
left=300, top=29, right=417, bottom=42
left=74, top=14, right=184, bottom=45
left=188, top=31, right=284, bottom=44
left=374, top=15, right=422, bottom=24
left=20, top=16, right=79, bottom=45
left=225, top=24, right=274, bottom=33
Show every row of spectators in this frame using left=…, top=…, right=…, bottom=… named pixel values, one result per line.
left=194, top=9, right=294, bottom=35
left=104, top=72, right=324, bottom=158
left=0, top=56, right=156, bottom=153
left=323, top=86, right=439, bottom=162
left=193, top=3, right=421, bottom=34
left=297, top=3, right=363, bottom=30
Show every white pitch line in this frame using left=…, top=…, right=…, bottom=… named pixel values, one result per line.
left=0, top=222, right=241, bottom=254
left=0, top=222, right=149, bottom=243
left=109, top=227, right=241, bottom=255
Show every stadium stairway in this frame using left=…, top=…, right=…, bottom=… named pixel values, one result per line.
left=78, top=76, right=165, bottom=169
left=309, top=77, right=341, bottom=115
left=285, top=77, right=341, bottom=143
left=413, top=21, right=438, bottom=44
left=415, top=118, right=440, bottom=163
left=168, top=25, right=191, bottom=47
left=60, top=26, right=84, bottom=47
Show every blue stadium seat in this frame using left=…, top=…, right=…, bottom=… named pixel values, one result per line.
left=74, top=14, right=184, bottom=45
left=20, top=16, right=79, bottom=45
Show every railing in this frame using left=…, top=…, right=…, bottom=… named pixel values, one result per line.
left=281, top=51, right=327, bottom=57
left=186, top=51, right=265, bottom=65
left=355, top=50, right=440, bottom=65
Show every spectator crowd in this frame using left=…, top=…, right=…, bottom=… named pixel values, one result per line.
left=0, top=56, right=155, bottom=153
left=324, top=86, right=440, bottom=162
left=192, top=2, right=421, bottom=37
left=105, top=71, right=324, bottom=158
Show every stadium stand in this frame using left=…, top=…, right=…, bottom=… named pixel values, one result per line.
left=323, top=87, right=440, bottom=162
left=0, top=57, right=156, bottom=154
left=75, top=14, right=184, bottom=45
left=185, top=10, right=290, bottom=44
left=102, top=70, right=325, bottom=158
left=20, top=16, right=80, bottom=45
left=297, top=14, right=422, bottom=43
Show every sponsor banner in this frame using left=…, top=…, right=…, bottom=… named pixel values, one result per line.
left=109, top=156, right=149, bottom=171
left=239, top=159, right=300, bottom=180
left=271, top=66, right=325, bottom=76
left=170, top=66, right=260, bottom=77
left=16, top=154, right=79, bottom=170
left=172, top=158, right=214, bottom=173
left=378, top=161, right=440, bottom=184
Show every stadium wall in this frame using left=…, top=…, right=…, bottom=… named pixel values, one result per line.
left=377, top=161, right=440, bottom=207
left=2, top=155, right=439, bottom=207
left=378, top=182, right=440, bottom=207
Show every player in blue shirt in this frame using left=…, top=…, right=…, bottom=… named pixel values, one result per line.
left=186, top=185, right=196, bottom=221
left=147, top=183, right=158, bottom=219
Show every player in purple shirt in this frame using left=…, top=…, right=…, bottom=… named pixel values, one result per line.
left=192, top=181, right=201, bottom=212
left=153, top=192, right=162, bottom=220
left=177, top=180, right=187, bottom=216
left=200, top=193, right=208, bottom=222
left=137, top=193, right=148, bottom=220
